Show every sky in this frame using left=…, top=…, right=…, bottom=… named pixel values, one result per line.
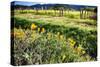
left=14, top=1, right=46, bottom=6
left=14, top=1, right=37, bottom=6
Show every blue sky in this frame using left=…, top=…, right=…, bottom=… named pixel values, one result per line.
left=14, top=1, right=38, bottom=6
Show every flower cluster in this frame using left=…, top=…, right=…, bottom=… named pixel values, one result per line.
left=68, top=38, right=76, bottom=47
left=31, top=23, right=45, bottom=33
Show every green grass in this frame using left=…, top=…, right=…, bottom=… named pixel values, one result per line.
left=11, top=10, right=97, bottom=65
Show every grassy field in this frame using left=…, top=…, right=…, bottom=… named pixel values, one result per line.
left=11, top=10, right=97, bottom=65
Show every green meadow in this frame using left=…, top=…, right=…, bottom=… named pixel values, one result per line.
left=11, top=9, right=97, bottom=65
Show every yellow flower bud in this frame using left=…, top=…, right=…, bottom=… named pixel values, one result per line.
left=82, top=50, right=86, bottom=54
left=31, top=23, right=37, bottom=30
left=62, top=55, right=66, bottom=61
left=38, top=28, right=40, bottom=32
left=41, top=28, right=45, bottom=33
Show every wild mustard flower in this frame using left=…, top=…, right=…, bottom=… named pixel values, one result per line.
left=38, top=28, right=40, bottom=32
left=62, top=55, right=66, bottom=61
left=68, top=38, right=76, bottom=47
left=56, top=32, right=63, bottom=39
left=15, top=31, right=25, bottom=39
left=82, top=50, right=86, bottom=54
left=71, top=41, right=76, bottom=47
left=47, top=32, right=51, bottom=39
left=57, top=32, right=60, bottom=35
left=60, top=35, right=63, bottom=39
left=55, top=34, right=58, bottom=38
left=31, top=23, right=37, bottom=30
left=41, top=28, right=45, bottom=33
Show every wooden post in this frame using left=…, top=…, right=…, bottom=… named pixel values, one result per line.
left=61, top=9, right=63, bottom=16
left=86, top=10, right=88, bottom=18
left=36, top=8, right=38, bottom=14
left=80, top=9, right=82, bottom=19
left=68, top=9, right=69, bottom=14
left=55, top=10, right=56, bottom=16
left=84, top=10, right=87, bottom=19
left=61, top=8, right=64, bottom=16
left=80, top=9, right=83, bottom=19
left=45, top=6, right=47, bottom=14
left=59, top=9, right=61, bottom=16
left=41, top=6, right=44, bottom=10
left=87, top=11, right=90, bottom=18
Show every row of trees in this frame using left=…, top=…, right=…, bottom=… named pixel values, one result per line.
left=12, top=4, right=97, bottom=19
left=80, top=7, right=97, bottom=19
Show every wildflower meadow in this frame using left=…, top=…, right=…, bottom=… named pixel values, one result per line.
left=11, top=1, right=97, bottom=66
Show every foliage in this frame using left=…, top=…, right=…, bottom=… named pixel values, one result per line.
left=12, top=28, right=95, bottom=65
left=11, top=10, right=97, bottom=65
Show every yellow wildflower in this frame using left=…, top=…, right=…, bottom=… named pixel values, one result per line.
left=68, top=38, right=72, bottom=41
left=68, top=38, right=76, bottom=47
left=60, top=35, right=63, bottom=39
left=70, top=41, right=76, bottom=47
left=38, top=28, right=40, bottom=32
left=62, top=55, right=66, bottom=61
left=56, top=32, right=64, bottom=40
left=47, top=32, right=51, bottom=39
left=31, top=23, right=37, bottom=30
left=57, top=32, right=60, bottom=35
left=55, top=34, right=58, bottom=38
left=41, top=28, right=45, bottom=33
left=82, top=50, right=86, bottom=54
left=15, top=32, right=25, bottom=39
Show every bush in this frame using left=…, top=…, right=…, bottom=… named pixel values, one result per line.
left=11, top=28, right=96, bottom=65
